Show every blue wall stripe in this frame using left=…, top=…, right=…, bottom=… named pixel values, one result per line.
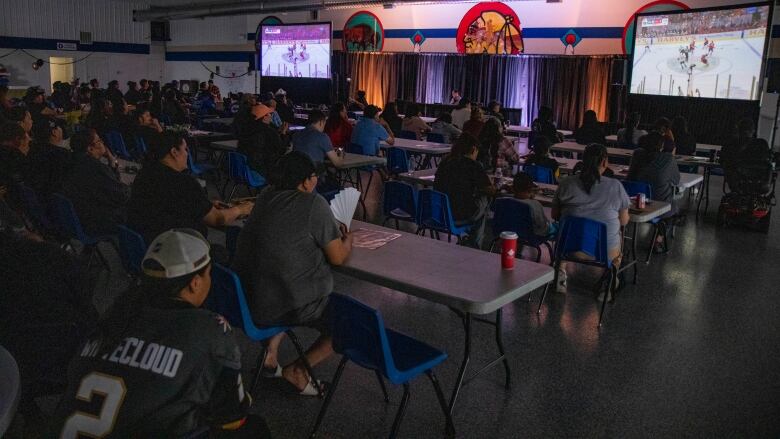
left=0, top=36, right=149, bottom=54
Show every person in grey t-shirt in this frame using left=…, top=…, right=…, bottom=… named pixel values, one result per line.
left=551, top=144, right=630, bottom=293
left=232, top=151, right=353, bottom=395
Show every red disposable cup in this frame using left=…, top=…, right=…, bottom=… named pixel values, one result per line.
left=500, top=231, right=518, bottom=270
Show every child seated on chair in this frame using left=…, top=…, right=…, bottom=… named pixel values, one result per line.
left=512, top=172, right=557, bottom=237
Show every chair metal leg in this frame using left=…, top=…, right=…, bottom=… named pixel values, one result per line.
left=426, top=371, right=455, bottom=438
left=227, top=184, right=238, bottom=202
left=389, top=383, right=411, bottom=439
left=494, top=308, right=511, bottom=389
left=631, top=222, right=639, bottom=284
left=538, top=260, right=559, bottom=313
left=250, top=347, right=269, bottom=396
left=286, top=330, right=324, bottom=397
left=374, top=370, right=389, bottom=402
left=598, top=267, right=615, bottom=327
left=448, top=313, right=471, bottom=415
left=310, top=357, right=348, bottom=438
left=645, top=225, right=661, bottom=264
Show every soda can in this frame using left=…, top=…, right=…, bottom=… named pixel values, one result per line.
left=638, top=193, right=646, bottom=209
left=500, top=231, right=518, bottom=270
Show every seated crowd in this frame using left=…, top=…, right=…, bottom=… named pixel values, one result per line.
left=0, top=80, right=774, bottom=437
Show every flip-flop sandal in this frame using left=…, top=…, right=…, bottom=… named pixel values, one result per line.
left=261, top=365, right=283, bottom=379
left=294, top=377, right=327, bottom=397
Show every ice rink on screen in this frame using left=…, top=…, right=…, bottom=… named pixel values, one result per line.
left=631, top=31, right=765, bottom=100
left=261, top=42, right=330, bottom=79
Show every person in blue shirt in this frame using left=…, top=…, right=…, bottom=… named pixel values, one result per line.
left=350, top=105, right=394, bottom=156
left=292, top=110, right=343, bottom=169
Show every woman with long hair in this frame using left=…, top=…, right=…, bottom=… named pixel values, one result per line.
left=616, top=112, right=646, bottom=149
left=478, top=117, right=518, bottom=171
left=401, top=103, right=431, bottom=140
left=324, top=102, right=353, bottom=148
left=671, top=116, right=696, bottom=156
left=552, top=143, right=630, bottom=297
left=380, top=101, right=403, bottom=135
left=574, top=109, right=606, bottom=145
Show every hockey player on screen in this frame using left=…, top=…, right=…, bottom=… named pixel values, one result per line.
left=704, top=37, right=709, bottom=48
left=678, top=52, right=688, bottom=71
left=708, top=41, right=715, bottom=56
left=700, top=53, right=709, bottom=66
left=689, top=38, right=696, bottom=52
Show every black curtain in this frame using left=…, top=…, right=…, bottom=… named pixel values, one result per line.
left=627, top=94, right=759, bottom=144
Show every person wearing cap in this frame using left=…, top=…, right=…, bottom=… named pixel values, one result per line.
left=49, top=229, right=271, bottom=437
left=233, top=151, right=353, bottom=395
left=274, top=88, right=294, bottom=124
left=24, top=86, right=58, bottom=132
left=350, top=104, right=394, bottom=156
left=233, top=103, right=286, bottom=177
left=127, top=131, right=254, bottom=245
left=28, top=119, right=72, bottom=195
left=512, top=172, right=558, bottom=237
left=292, top=109, right=343, bottom=169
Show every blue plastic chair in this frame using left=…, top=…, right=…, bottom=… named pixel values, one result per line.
left=187, top=146, right=216, bottom=178
left=49, top=193, right=114, bottom=272
left=226, top=152, right=266, bottom=201
left=621, top=180, right=669, bottom=264
left=133, top=136, right=148, bottom=160
left=522, top=165, right=555, bottom=184
left=104, top=131, right=133, bottom=160
left=491, top=197, right=554, bottom=264
left=116, top=225, right=146, bottom=279
left=386, top=147, right=409, bottom=175
left=426, top=132, right=446, bottom=143
left=382, top=181, right=417, bottom=229
left=17, top=184, right=55, bottom=234
left=310, top=294, right=454, bottom=438
left=205, top=264, right=323, bottom=396
left=398, top=130, right=417, bottom=140
left=536, top=216, right=615, bottom=326
left=416, top=189, right=470, bottom=243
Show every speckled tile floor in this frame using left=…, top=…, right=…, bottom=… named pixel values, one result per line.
left=21, top=171, right=780, bottom=438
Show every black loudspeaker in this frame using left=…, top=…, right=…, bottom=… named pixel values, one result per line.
left=151, top=21, right=170, bottom=41
left=765, top=59, right=780, bottom=93
left=611, top=59, right=627, bottom=85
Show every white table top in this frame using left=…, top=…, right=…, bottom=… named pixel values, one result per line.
left=206, top=117, right=234, bottom=125
left=381, top=138, right=452, bottom=155
left=336, top=221, right=554, bottom=314
left=210, top=139, right=238, bottom=151
left=330, top=153, right=386, bottom=169
left=605, top=135, right=722, bottom=152
left=507, top=125, right=573, bottom=137
left=397, top=114, right=437, bottom=124
left=0, top=345, right=20, bottom=437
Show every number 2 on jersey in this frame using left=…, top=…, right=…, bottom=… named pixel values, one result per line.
left=60, top=372, right=127, bottom=438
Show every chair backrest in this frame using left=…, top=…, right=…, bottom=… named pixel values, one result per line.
left=205, top=264, right=282, bottom=342
left=523, top=165, right=555, bottom=184
left=227, top=152, right=249, bottom=183
left=417, top=189, right=457, bottom=232
left=621, top=180, right=653, bottom=199
left=399, top=130, right=417, bottom=140
left=383, top=181, right=417, bottom=219
left=492, top=197, right=536, bottom=241
left=555, top=216, right=610, bottom=267
left=104, top=131, right=131, bottom=160
left=17, top=184, right=52, bottom=230
left=386, top=147, right=409, bottom=174
left=49, top=193, right=90, bottom=244
left=346, top=142, right=364, bottom=155
left=329, top=293, right=395, bottom=377
left=116, top=225, right=147, bottom=276
left=426, top=132, right=445, bottom=143
left=134, top=136, right=148, bottom=157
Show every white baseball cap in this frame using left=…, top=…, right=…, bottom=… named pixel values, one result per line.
left=275, top=88, right=287, bottom=96
left=142, top=229, right=211, bottom=279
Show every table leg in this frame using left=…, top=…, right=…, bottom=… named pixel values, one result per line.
left=631, top=222, right=639, bottom=282
left=448, top=313, right=471, bottom=415
left=494, top=308, right=511, bottom=389
left=696, top=167, right=710, bottom=218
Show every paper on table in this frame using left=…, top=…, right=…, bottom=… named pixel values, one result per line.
left=330, top=187, right=361, bottom=231
left=352, top=228, right=401, bottom=250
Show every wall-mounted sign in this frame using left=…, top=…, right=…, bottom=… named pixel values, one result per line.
left=56, top=42, right=78, bottom=51
left=343, top=11, right=384, bottom=52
